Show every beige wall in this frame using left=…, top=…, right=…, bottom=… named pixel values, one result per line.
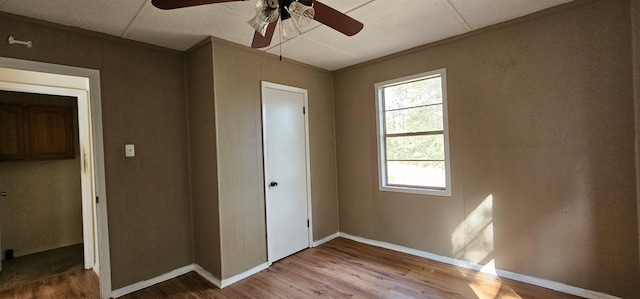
left=211, top=39, right=338, bottom=278
left=333, top=0, right=639, bottom=298
left=186, top=42, right=222, bottom=277
left=0, top=92, right=82, bottom=257
left=0, top=13, right=193, bottom=289
left=0, top=160, right=82, bottom=257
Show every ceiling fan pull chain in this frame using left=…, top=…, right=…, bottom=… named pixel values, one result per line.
left=279, top=20, right=283, bottom=61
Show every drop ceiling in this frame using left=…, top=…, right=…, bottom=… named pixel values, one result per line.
left=0, top=0, right=573, bottom=71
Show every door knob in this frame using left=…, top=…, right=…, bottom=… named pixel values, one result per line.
left=270, top=181, right=278, bottom=187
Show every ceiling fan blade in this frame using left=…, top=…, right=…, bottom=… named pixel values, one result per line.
left=313, top=1, right=363, bottom=36
left=151, top=0, right=244, bottom=10
left=251, top=21, right=277, bottom=48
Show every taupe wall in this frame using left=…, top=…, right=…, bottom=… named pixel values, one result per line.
left=211, top=40, right=338, bottom=278
left=5, top=0, right=635, bottom=296
left=333, top=0, right=639, bottom=297
left=186, top=42, right=222, bottom=278
left=0, top=92, right=81, bottom=258
left=633, top=0, right=640, bottom=268
left=0, top=13, right=193, bottom=289
left=0, top=11, right=339, bottom=289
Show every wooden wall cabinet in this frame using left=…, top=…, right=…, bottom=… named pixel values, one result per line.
left=0, top=104, right=25, bottom=160
left=0, top=104, right=74, bottom=161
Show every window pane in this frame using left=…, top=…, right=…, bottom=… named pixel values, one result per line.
left=385, top=104, right=443, bottom=134
left=387, top=161, right=446, bottom=188
left=384, top=77, right=442, bottom=110
left=386, top=134, right=444, bottom=160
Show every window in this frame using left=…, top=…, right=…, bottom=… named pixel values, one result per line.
left=375, top=69, right=451, bottom=196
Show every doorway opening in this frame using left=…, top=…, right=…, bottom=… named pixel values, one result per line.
left=0, top=91, right=85, bottom=290
left=0, top=57, right=111, bottom=298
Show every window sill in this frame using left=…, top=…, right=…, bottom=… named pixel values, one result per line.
left=379, top=185, right=451, bottom=197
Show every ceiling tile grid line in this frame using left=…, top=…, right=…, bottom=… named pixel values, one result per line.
left=121, top=0, right=152, bottom=38
left=440, top=0, right=473, bottom=31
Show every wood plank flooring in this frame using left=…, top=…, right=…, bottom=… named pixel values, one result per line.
left=0, top=267, right=99, bottom=298
left=0, top=237, right=584, bottom=298
left=0, top=243, right=84, bottom=291
left=122, top=238, right=582, bottom=299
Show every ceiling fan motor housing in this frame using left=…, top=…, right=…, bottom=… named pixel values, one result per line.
left=279, top=0, right=295, bottom=19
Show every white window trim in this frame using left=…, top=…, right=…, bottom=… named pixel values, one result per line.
left=375, top=68, right=451, bottom=197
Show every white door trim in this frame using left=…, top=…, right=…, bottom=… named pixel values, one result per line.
left=261, top=81, right=313, bottom=264
left=0, top=57, right=112, bottom=299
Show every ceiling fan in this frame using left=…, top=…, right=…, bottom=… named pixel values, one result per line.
left=151, top=0, right=364, bottom=48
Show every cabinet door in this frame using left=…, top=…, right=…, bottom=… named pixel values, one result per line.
left=28, top=106, right=74, bottom=159
left=0, top=104, right=25, bottom=160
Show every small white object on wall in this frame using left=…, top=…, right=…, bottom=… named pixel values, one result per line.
left=125, top=144, right=135, bottom=157
left=8, top=36, right=32, bottom=48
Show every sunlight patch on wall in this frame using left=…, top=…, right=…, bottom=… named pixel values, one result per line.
left=452, top=194, right=494, bottom=264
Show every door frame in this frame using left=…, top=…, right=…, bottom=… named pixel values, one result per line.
left=261, top=81, right=313, bottom=264
left=0, top=82, right=94, bottom=268
left=0, top=57, right=112, bottom=299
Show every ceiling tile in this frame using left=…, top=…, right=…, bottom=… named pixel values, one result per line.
left=125, top=1, right=257, bottom=50
left=310, top=0, right=372, bottom=13
left=447, top=0, right=573, bottom=30
left=265, top=35, right=362, bottom=71
left=0, top=0, right=146, bottom=37
left=289, top=0, right=469, bottom=70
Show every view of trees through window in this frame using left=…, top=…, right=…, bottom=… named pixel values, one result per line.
left=381, top=75, right=446, bottom=189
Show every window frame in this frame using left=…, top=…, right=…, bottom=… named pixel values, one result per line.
left=375, top=68, right=451, bottom=196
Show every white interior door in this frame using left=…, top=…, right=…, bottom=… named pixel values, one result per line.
left=262, top=81, right=311, bottom=264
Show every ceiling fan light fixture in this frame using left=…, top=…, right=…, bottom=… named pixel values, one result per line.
left=248, top=15, right=271, bottom=37
left=281, top=17, right=301, bottom=40
left=248, top=0, right=280, bottom=37
left=288, top=1, right=315, bottom=29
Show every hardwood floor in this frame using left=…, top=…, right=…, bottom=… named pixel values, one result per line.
left=0, top=238, right=583, bottom=298
left=0, top=243, right=84, bottom=291
left=0, top=268, right=99, bottom=298
left=122, top=238, right=582, bottom=299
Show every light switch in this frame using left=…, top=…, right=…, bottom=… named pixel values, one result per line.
left=125, top=144, right=135, bottom=157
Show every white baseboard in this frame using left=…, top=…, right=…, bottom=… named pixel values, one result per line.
left=195, top=262, right=269, bottom=289
left=220, top=262, right=269, bottom=288
left=109, top=232, right=616, bottom=299
left=193, top=265, right=221, bottom=288
left=14, top=239, right=83, bottom=258
left=110, top=264, right=196, bottom=298
left=312, top=232, right=339, bottom=247
left=338, top=232, right=620, bottom=299
left=110, top=262, right=269, bottom=298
